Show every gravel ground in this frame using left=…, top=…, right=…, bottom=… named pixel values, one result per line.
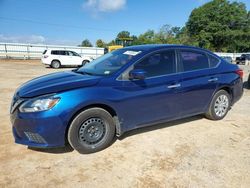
left=0, top=60, right=250, bottom=188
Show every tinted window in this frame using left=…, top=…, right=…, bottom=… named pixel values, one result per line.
left=42, top=50, right=47, bottom=55
left=60, top=51, right=66, bottom=55
left=51, top=50, right=66, bottom=55
left=180, top=50, right=209, bottom=71
left=67, top=51, right=74, bottom=56
left=208, top=54, right=220, bottom=67
left=51, top=50, right=57, bottom=55
left=71, top=51, right=80, bottom=56
left=134, top=50, right=176, bottom=77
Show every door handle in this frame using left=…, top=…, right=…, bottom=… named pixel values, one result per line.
left=167, top=83, right=181, bottom=89
left=208, top=78, right=218, bottom=82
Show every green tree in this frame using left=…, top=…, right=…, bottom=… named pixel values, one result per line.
left=186, top=0, right=250, bottom=52
left=96, top=39, right=106, bottom=48
left=117, top=31, right=130, bottom=38
left=81, top=39, right=93, bottom=47
left=135, top=30, right=156, bottom=44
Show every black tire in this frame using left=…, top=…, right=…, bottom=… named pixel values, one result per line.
left=51, top=60, right=61, bottom=69
left=82, top=60, right=90, bottom=66
left=205, top=90, right=231, bottom=120
left=68, top=108, right=116, bottom=154
left=248, top=74, right=250, bottom=88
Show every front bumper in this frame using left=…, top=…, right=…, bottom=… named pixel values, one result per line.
left=10, top=109, right=66, bottom=148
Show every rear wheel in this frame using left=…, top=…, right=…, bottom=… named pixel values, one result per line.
left=68, top=108, right=116, bottom=154
left=205, top=90, right=230, bottom=120
left=51, top=60, right=61, bottom=69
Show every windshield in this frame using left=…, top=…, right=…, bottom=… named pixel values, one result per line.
left=77, top=49, right=142, bottom=76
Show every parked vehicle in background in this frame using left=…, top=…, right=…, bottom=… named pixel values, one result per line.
left=11, top=45, right=243, bottom=154
left=106, top=37, right=134, bottom=53
left=248, top=73, right=250, bottom=88
left=221, top=56, right=233, bottom=63
left=236, top=54, right=250, bottom=65
left=41, top=49, right=94, bottom=68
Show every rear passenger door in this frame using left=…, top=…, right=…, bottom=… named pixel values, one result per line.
left=177, top=49, right=219, bottom=116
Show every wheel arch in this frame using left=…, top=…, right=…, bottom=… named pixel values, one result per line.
left=82, top=59, right=90, bottom=62
left=205, top=86, right=233, bottom=113
left=51, top=59, right=61, bottom=64
left=217, top=86, right=233, bottom=104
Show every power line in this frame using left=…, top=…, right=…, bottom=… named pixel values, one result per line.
left=0, top=16, right=120, bottom=32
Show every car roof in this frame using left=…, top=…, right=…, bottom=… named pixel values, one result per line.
left=122, top=44, right=213, bottom=54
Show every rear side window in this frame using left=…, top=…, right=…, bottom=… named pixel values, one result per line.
left=58, top=51, right=66, bottom=55
left=208, top=54, right=220, bottom=67
left=51, top=50, right=66, bottom=55
left=51, top=50, right=58, bottom=55
left=180, top=50, right=209, bottom=71
left=134, top=50, right=176, bottom=77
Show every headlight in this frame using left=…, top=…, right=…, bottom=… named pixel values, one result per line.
left=19, top=96, right=60, bottom=113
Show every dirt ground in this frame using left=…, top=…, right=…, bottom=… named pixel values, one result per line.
left=0, top=59, right=249, bottom=188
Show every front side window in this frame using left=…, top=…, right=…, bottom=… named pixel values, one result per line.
left=71, top=51, right=80, bottom=56
left=180, top=50, right=209, bottom=71
left=67, top=51, right=74, bottom=56
left=133, top=50, right=176, bottom=78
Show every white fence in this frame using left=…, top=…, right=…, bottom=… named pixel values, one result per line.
left=0, top=42, right=248, bottom=61
left=0, top=43, right=105, bottom=59
left=214, top=52, right=247, bottom=61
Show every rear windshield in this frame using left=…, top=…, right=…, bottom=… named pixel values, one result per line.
left=42, top=50, right=47, bottom=55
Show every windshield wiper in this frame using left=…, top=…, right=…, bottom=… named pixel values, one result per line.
left=73, top=69, right=94, bottom=76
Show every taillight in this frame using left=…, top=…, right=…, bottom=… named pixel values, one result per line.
left=236, top=69, right=243, bottom=79
left=44, top=55, right=48, bottom=58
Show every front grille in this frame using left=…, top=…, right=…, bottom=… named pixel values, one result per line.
left=24, top=132, right=47, bottom=144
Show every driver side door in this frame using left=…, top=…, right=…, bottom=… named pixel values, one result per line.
left=116, top=49, right=182, bottom=130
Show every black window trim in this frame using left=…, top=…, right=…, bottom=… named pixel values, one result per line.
left=117, top=48, right=179, bottom=81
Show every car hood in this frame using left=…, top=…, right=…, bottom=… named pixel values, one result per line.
left=17, top=71, right=101, bottom=98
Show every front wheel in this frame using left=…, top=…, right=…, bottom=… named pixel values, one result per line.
left=205, top=90, right=230, bottom=120
left=68, top=108, right=116, bottom=154
left=82, top=60, right=90, bottom=66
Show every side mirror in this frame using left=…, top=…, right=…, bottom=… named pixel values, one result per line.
left=129, top=69, right=146, bottom=80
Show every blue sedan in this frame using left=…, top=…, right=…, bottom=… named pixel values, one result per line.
left=10, top=45, right=243, bottom=153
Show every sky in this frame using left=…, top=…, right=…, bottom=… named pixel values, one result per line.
left=0, top=0, right=250, bottom=46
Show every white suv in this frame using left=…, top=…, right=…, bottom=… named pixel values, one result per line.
left=41, top=49, right=93, bottom=68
